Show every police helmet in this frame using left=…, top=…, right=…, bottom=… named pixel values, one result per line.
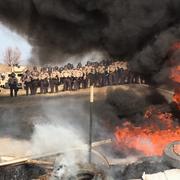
left=11, top=72, right=16, bottom=77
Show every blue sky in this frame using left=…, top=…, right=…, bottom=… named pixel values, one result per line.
left=0, top=23, right=32, bottom=64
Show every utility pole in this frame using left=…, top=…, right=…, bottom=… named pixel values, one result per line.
left=88, top=85, right=94, bottom=163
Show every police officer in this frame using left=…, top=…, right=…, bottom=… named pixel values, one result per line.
left=114, top=62, right=119, bottom=85
left=31, top=66, right=40, bottom=95
left=97, top=64, right=105, bottom=87
left=82, top=67, right=88, bottom=89
left=72, top=68, right=78, bottom=90
left=108, top=63, right=116, bottom=85
left=59, top=67, right=64, bottom=86
left=77, top=62, right=82, bottom=69
left=49, top=66, right=60, bottom=93
left=103, top=65, right=109, bottom=86
left=86, top=65, right=92, bottom=88
left=8, top=72, right=18, bottom=97
left=23, top=69, right=32, bottom=96
left=86, top=64, right=95, bottom=87
left=39, top=68, right=49, bottom=94
left=62, top=66, right=72, bottom=91
left=68, top=68, right=73, bottom=90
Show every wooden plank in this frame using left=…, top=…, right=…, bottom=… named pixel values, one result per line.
left=0, top=139, right=112, bottom=167
left=26, top=160, right=53, bottom=166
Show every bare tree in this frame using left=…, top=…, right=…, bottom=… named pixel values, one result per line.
left=3, top=47, right=21, bottom=71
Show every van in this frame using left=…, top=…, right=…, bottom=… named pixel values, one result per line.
left=0, top=72, right=11, bottom=88
left=0, top=66, right=27, bottom=89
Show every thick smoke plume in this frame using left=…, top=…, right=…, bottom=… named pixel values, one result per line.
left=0, top=0, right=180, bottom=74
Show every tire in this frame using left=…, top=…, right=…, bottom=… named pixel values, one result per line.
left=163, top=141, right=180, bottom=168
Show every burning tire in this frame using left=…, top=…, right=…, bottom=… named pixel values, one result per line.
left=76, top=169, right=104, bottom=180
left=52, top=163, right=105, bottom=180
left=163, top=141, right=180, bottom=168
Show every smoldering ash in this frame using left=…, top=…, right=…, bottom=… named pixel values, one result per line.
left=0, top=0, right=180, bottom=76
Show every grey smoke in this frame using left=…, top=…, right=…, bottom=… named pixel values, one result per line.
left=130, top=25, right=180, bottom=83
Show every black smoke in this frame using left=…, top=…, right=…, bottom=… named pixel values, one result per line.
left=0, top=0, right=180, bottom=77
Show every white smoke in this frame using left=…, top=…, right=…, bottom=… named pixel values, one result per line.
left=30, top=123, right=85, bottom=155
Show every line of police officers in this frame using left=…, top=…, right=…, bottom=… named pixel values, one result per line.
left=20, top=60, right=145, bottom=96
left=22, top=66, right=60, bottom=96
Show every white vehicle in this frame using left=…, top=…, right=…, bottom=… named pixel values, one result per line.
left=0, top=72, right=11, bottom=88
left=0, top=66, right=27, bottom=89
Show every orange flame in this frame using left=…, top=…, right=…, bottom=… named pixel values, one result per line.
left=115, top=42, right=180, bottom=156
left=170, top=65, right=180, bottom=83
left=172, top=88, right=180, bottom=110
left=115, top=106, right=180, bottom=156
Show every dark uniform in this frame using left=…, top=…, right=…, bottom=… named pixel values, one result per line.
left=89, top=66, right=97, bottom=86
left=108, top=64, right=116, bottom=85
left=8, top=73, right=18, bottom=97
left=23, top=70, right=32, bottom=96
left=39, top=69, right=49, bottom=94
left=104, top=66, right=109, bottom=86
left=31, top=66, right=40, bottom=95
left=86, top=65, right=91, bottom=88
left=49, top=68, right=60, bottom=93
left=72, top=68, right=78, bottom=90
left=62, top=68, right=72, bottom=91
left=97, top=65, right=105, bottom=87
left=72, top=68, right=83, bottom=90
left=82, top=67, right=88, bottom=89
